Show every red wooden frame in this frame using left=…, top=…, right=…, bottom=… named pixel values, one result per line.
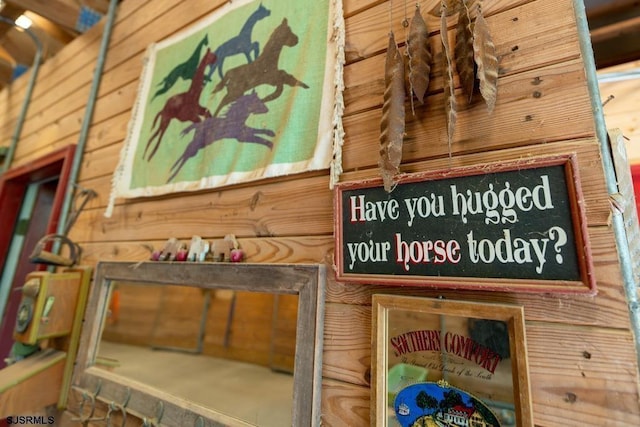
left=0, top=145, right=76, bottom=275
left=631, top=164, right=640, bottom=217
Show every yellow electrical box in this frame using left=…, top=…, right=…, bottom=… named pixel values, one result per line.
left=13, top=271, right=84, bottom=345
left=0, top=267, right=92, bottom=417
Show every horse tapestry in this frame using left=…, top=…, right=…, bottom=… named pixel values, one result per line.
left=106, top=0, right=345, bottom=216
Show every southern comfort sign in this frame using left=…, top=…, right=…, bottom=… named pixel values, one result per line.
left=334, top=155, right=595, bottom=293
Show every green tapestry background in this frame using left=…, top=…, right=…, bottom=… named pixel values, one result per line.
left=126, top=0, right=332, bottom=189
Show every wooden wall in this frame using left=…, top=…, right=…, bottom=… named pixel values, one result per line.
left=1, top=0, right=639, bottom=425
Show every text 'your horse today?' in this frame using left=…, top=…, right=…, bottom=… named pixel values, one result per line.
left=333, top=156, right=596, bottom=294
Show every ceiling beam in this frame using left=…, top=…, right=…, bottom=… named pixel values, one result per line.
left=81, top=0, right=110, bottom=14
left=5, top=0, right=81, bottom=32
left=27, top=12, right=75, bottom=44
left=0, top=46, right=16, bottom=66
left=1, top=30, right=38, bottom=65
left=0, top=3, right=26, bottom=37
left=590, top=15, right=640, bottom=42
left=585, top=0, right=640, bottom=19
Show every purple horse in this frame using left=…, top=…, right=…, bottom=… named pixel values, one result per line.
left=168, top=92, right=275, bottom=182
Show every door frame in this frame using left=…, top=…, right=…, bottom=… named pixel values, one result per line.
left=0, top=144, right=76, bottom=276
left=631, top=164, right=640, bottom=216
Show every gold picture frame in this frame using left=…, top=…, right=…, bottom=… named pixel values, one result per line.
left=372, top=295, right=533, bottom=427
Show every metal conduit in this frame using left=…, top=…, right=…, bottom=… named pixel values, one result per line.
left=598, top=69, right=640, bottom=83
left=574, top=0, right=640, bottom=365
left=0, top=17, right=42, bottom=174
left=55, top=0, right=119, bottom=239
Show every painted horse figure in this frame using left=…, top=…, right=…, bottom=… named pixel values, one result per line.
left=152, top=34, right=209, bottom=101
left=168, top=92, right=275, bottom=182
left=212, top=18, right=309, bottom=117
left=207, top=3, right=271, bottom=80
left=144, top=48, right=217, bottom=161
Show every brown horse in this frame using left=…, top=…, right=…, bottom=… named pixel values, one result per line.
left=212, top=18, right=308, bottom=117
left=144, top=48, right=217, bottom=161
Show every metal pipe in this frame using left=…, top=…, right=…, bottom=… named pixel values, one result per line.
left=598, top=69, right=640, bottom=83
left=574, top=0, right=640, bottom=365
left=0, top=17, right=42, bottom=173
left=55, top=0, right=118, bottom=239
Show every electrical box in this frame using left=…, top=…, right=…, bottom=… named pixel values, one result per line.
left=13, top=271, right=84, bottom=345
left=0, top=267, right=91, bottom=415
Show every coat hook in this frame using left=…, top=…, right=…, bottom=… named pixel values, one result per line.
left=107, top=387, right=131, bottom=427
left=142, top=401, right=164, bottom=427
left=87, top=380, right=102, bottom=421
left=70, top=390, right=90, bottom=422
left=71, top=380, right=102, bottom=425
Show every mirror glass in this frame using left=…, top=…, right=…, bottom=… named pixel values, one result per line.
left=73, top=262, right=324, bottom=427
left=94, top=282, right=298, bottom=426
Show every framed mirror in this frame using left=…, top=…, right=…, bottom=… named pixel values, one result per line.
left=72, top=261, right=325, bottom=426
left=372, top=295, right=533, bottom=427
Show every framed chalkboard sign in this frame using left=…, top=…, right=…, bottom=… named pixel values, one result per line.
left=334, top=155, right=595, bottom=293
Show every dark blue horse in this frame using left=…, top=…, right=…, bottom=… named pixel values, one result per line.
left=207, top=4, right=271, bottom=80
left=168, top=92, right=275, bottom=182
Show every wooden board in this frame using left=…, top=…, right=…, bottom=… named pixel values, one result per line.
left=0, top=349, right=66, bottom=418
left=0, top=0, right=636, bottom=425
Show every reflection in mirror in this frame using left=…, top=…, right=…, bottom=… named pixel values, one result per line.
left=95, top=283, right=297, bottom=426
left=72, top=262, right=324, bottom=427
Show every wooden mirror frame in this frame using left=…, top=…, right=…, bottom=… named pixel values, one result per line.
left=72, top=261, right=325, bottom=426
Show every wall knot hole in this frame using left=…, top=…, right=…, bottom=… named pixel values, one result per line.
left=250, top=191, right=263, bottom=211
left=564, top=392, right=577, bottom=404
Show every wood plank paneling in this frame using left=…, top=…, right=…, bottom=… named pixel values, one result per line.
left=345, top=0, right=583, bottom=116
left=344, top=0, right=565, bottom=63
left=321, top=378, right=371, bottom=426
left=0, top=0, right=637, bottom=424
left=68, top=173, right=334, bottom=243
left=343, top=60, right=596, bottom=170
left=77, top=236, right=334, bottom=265
left=63, top=140, right=613, bottom=229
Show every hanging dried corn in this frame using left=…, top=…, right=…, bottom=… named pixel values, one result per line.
left=455, top=0, right=476, bottom=104
left=407, top=5, right=432, bottom=108
left=472, top=4, right=498, bottom=113
left=441, top=2, right=457, bottom=158
left=379, top=31, right=406, bottom=192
